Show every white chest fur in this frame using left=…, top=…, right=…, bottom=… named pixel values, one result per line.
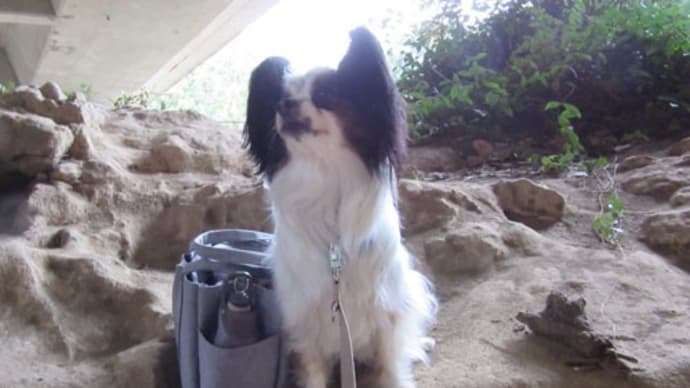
left=265, top=152, right=416, bottom=358
left=262, top=147, right=437, bottom=386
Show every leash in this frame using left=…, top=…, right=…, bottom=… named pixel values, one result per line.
left=327, top=163, right=396, bottom=388
left=329, top=244, right=357, bottom=388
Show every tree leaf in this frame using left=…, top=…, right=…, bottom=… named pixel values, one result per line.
left=545, top=101, right=561, bottom=111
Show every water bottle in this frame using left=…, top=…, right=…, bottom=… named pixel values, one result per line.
left=213, top=271, right=260, bottom=348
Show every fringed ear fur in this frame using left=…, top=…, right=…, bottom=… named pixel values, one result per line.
left=243, top=56, right=291, bottom=179
left=336, top=27, right=407, bottom=173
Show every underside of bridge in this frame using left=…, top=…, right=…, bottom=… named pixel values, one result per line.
left=0, top=0, right=278, bottom=101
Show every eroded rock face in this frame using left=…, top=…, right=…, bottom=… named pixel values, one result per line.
left=0, top=84, right=257, bottom=387
left=404, top=145, right=465, bottom=174
left=1, top=81, right=690, bottom=388
left=621, top=170, right=689, bottom=200
left=0, top=84, right=85, bottom=125
left=640, top=209, right=690, bottom=260
left=670, top=187, right=690, bottom=207
left=43, top=256, right=169, bottom=359
left=0, top=244, right=64, bottom=350
left=0, top=244, right=170, bottom=373
left=493, top=179, right=565, bottom=230
left=45, top=228, right=75, bottom=249
left=68, top=125, right=95, bottom=160
left=135, top=135, right=193, bottom=173
left=109, top=337, right=180, bottom=388
left=415, top=249, right=690, bottom=388
left=466, top=138, right=495, bottom=167
left=51, top=161, right=83, bottom=185
left=131, top=184, right=268, bottom=270
left=617, top=154, right=656, bottom=173
left=472, top=138, right=494, bottom=160
left=425, top=223, right=508, bottom=273
left=39, top=82, right=67, bottom=101
left=620, top=142, right=690, bottom=201
left=676, top=154, right=690, bottom=167
left=424, top=220, right=544, bottom=275
left=669, top=136, right=690, bottom=156
left=20, top=183, right=92, bottom=229
left=399, top=178, right=547, bottom=276
left=399, top=180, right=459, bottom=235
left=117, top=111, right=253, bottom=176
left=0, top=111, right=74, bottom=177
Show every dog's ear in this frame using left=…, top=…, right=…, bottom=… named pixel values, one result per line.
left=243, top=56, right=290, bottom=179
left=336, top=27, right=407, bottom=173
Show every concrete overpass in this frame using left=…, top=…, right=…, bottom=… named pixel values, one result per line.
left=0, top=0, right=278, bottom=101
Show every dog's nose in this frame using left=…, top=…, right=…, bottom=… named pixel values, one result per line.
left=278, top=98, right=299, bottom=115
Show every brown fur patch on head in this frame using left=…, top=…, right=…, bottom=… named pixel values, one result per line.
left=335, top=27, right=408, bottom=174
left=310, top=70, right=341, bottom=112
left=306, top=64, right=407, bottom=177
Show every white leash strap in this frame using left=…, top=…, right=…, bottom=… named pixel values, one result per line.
left=329, top=244, right=357, bottom=388
left=335, top=282, right=356, bottom=388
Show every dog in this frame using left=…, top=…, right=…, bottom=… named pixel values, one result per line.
left=243, top=27, right=437, bottom=388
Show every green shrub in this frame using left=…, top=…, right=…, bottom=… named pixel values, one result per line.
left=0, top=81, right=16, bottom=95
left=113, top=90, right=151, bottom=109
left=398, top=0, right=690, bottom=151
left=537, top=101, right=583, bottom=172
left=593, top=193, right=624, bottom=244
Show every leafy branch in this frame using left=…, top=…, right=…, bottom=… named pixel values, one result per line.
left=0, top=82, right=16, bottom=95
left=538, top=101, right=583, bottom=173
left=591, top=159, right=624, bottom=245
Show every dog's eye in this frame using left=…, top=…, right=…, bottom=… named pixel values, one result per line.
left=312, top=86, right=338, bottom=110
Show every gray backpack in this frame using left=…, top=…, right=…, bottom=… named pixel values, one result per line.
left=172, top=229, right=289, bottom=388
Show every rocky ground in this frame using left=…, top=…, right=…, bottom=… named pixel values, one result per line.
left=0, top=83, right=688, bottom=388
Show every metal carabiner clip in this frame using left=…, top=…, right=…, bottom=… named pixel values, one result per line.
left=225, top=271, right=254, bottom=312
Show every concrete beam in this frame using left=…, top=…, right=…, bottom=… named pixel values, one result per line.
left=29, top=0, right=280, bottom=102
left=0, top=0, right=56, bottom=25
left=0, top=48, right=18, bottom=85
left=0, top=24, right=51, bottom=84
left=145, top=0, right=278, bottom=94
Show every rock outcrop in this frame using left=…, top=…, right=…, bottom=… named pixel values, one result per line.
left=0, top=112, right=74, bottom=177
left=620, top=140, right=690, bottom=201
left=669, top=136, right=690, bottom=156
left=0, top=85, right=259, bottom=387
left=641, top=209, right=690, bottom=265
left=0, top=84, right=689, bottom=388
left=493, top=178, right=565, bottom=230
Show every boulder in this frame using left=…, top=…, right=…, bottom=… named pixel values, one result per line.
left=399, top=180, right=458, bottom=235
left=0, top=95, right=688, bottom=388
left=493, top=179, right=565, bottom=230
left=68, top=125, right=95, bottom=160
left=617, top=154, right=656, bottom=173
left=640, top=209, right=690, bottom=259
left=136, top=135, right=193, bottom=173
left=131, top=185, right=269, bottom=270
left=405, top=145, right=464, bottom=174
left=622, top=170, right=689, bottom=201
left=669, top=136, right=690, bottom=156
left=424, top=220, right=544, bottom=275
left=670, top=187, right=690, bottom=207
left=1, top=85, right=86, bottom=125
left=39, top=82, right=67, bottom=101
left=51, top=161, right=83, bottom=185
left=0, top=111, right=74, bottom=177
left=424, top=223, right=508, bottom=274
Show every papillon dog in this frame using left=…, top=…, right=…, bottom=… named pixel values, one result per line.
left=243, top=27, right=437, bottom=388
